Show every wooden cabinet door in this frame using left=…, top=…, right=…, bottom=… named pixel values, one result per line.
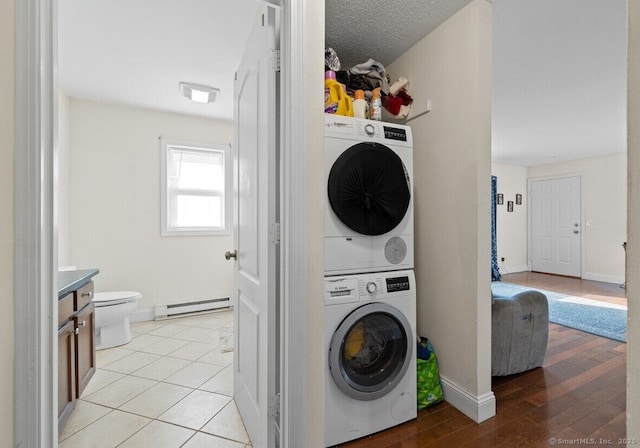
left=58, top=320, right=76, bottom=431
left=74, top=303, right=96, bottom=398
left=58, top=293, right=74, bottom=328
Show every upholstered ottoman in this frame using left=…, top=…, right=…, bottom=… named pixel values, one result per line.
left=491, top=290, right=549, bottom=376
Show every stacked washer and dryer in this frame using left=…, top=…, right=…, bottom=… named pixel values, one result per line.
left=323, top=114, right=417, bottom=447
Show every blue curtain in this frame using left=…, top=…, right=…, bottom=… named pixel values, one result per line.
left=491, top=176, right=501, bottom=281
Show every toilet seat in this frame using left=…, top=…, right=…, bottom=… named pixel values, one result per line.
left=93, top=291, right=142, bottom=306
left=92, top=290, right=142, bottom=350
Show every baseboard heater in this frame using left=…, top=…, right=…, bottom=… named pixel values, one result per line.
left=154, top=297, right=231, bottom=320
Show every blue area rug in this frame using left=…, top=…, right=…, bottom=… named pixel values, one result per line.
left=491, top=282, right=627, bottom=342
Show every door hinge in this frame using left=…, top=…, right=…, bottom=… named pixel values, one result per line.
left=270, top=222, right=281, bottom=245
left=272, top=49, right=281, bottom=72
left=268, top=393, right=281, bottom=419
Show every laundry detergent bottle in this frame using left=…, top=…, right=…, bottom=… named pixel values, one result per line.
left=353, top=89, right=367, bottom=119
left=325, top=70, right=353, bottom=116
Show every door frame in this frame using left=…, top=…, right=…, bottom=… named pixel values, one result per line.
left=14, top=0, right=58, bottom=445
left=14, top=1, right=311, bottom=446
left=527, top=173, right=585, bottom=277
left=278, top=1, right=317, bottom=446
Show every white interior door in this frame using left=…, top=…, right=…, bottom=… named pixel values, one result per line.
left=530, top=175, right=582, bottom=277
left=232, top=3, right=279, bottom=448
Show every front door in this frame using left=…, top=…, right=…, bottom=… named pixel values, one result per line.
left=232, top=3, right=279, bottom=448
left=530, top=175, right=582, bottom=277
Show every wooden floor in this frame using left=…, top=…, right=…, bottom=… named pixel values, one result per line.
left=502, top=271, right=627, bottom=307
left=339, top=273, right=627, bottom=448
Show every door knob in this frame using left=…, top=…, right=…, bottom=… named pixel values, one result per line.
left=225, top=250, right=238, bottom=261
left=573, top=230, right=579, bottom=234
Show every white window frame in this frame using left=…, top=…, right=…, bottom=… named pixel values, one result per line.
left=160, top=138, right=232, bottom=236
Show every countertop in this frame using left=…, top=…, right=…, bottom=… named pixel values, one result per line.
left=58, top=269, right=99, bottom=299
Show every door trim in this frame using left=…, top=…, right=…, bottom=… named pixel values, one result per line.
left=279, top=1, right=311, bottom=446
left=16, top=0, right=313, bottom=446
left=279, top=0, right=328, bottom=444
left=527, top=173, right=584, bottom=277
left=14, top=0, right=58, bottom=445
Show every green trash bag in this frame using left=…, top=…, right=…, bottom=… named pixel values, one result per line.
left=417, top=337, right=444, bottom=410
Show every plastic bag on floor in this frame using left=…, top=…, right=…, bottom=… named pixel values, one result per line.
left=417, top=337, right=444, bottom=410
left=219, top=326, right=234, bottom=353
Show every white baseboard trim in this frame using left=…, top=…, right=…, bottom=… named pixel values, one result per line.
left=582, top=272, right=625, bottom=286
left=440, top=376, right=496, bottom=423
left=498, top=268, right=624, bottom=286
left=500, top=265, right=530, bottom=275
left=130, top=308, right=155, bottom=323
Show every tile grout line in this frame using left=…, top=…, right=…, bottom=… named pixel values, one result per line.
left=60, top=310, right=247, bottom=447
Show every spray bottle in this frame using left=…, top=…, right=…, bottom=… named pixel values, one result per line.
left=370, top=88, right=382, bottom=121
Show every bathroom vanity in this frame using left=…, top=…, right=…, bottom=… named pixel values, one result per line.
left=58, top=268, right=99, bottom=432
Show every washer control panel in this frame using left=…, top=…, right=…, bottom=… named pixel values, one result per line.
left=353, top=270, right=414, bottom=301
left=358, top=277, right=384, bottom=298
left=325, top=271, right=415, bottom=305
left=385, top=276, right=411, bottom=292
left=365, top=281, right=377, bottom=294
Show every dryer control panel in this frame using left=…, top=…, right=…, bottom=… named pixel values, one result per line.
left=324, top=114, right=413, bottom=147
left=324, top=270, right=415, bottom=305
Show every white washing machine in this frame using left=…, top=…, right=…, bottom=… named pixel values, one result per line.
left=324, top=270, right=417, bottom=447
left=324, top=115, right=413, bottom=276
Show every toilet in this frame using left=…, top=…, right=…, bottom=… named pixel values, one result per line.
left=92, top=291, right=142, bottom=350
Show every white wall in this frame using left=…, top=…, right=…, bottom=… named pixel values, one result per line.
left=627, top=0, right=640, bottom=439
left=388, top=0, right=495, bottom=422
left=0, top=0, right=14, bottom=443
left=493, top=155, right=627, bottom=283
left=491, top=163, right=529, bottom=273
left=528, top=153, right=627, bottom=284
left=64, top=99, right=235, bottom=314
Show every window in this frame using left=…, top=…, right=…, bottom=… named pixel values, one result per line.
left=161, top=139, right=232, bottom=236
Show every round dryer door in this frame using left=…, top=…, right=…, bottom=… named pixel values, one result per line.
left=328, top=142, right=411, bottom=236
left=328, top=302, right=412, bottom=401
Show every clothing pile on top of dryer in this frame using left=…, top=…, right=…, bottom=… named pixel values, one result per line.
left=324, top=47, right=414, bottom=120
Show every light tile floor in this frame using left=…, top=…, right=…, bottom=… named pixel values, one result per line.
left=59, top=309, right=252, bottom=448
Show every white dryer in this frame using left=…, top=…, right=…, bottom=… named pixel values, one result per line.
left=324, top=270, right=417, bottom=447
left=324, top=115, right=414, bottom=276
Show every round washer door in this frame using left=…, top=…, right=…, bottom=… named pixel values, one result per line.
left=327, top=142, right=411, bottom=236
left=328, top=302, right=412, bottom=401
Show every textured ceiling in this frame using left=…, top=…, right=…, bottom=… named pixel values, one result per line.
left=327, top=0, right=627, bottom=167
left=325, top=0, right=473, bottom=69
